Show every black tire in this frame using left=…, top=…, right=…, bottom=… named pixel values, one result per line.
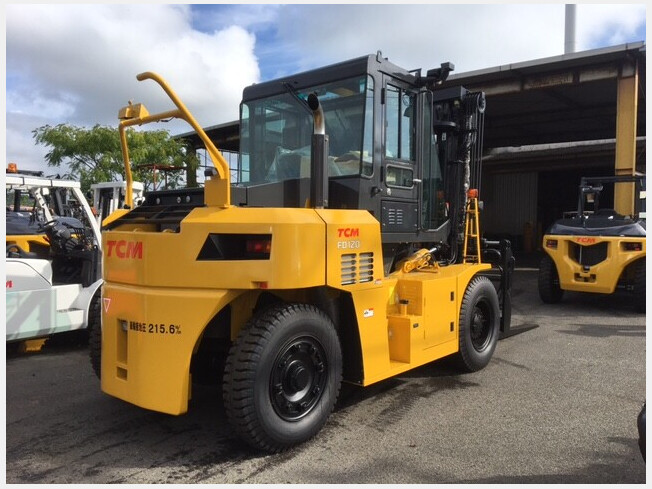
left=633, top=258, right=646, bottom=313
left=638, top=403, right=646, bottom=461
left=455, top=276, right=500, bottom=372
left=223, top=303, right=342, bottom=453
left=88, top=290, right=102, bottom=379
left=538, top=254, right=564, bottom=304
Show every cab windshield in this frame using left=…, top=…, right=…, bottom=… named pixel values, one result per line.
left=238, top=75, right=374, bottom=185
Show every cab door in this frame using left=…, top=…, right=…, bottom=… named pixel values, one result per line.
left=380, top=78, right=420, bottom=235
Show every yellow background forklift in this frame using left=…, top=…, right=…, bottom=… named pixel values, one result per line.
left=96, top=53, right=517, bottom=452
left=539, top=174, right=646, bottom=312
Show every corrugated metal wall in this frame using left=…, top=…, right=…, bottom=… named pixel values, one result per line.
left=481, top=171, right=538, bottom=249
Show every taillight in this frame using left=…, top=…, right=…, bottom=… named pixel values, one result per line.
left=546, top=239, right=558, bottom=249
left=246, top=239, right=272, bottom=256
left=622, top=241, right=643, bottom=252
left=197, top=234, right=272, bottom=260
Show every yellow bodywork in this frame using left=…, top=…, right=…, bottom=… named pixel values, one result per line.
left=6, top=234, right=49, bottom=254
left=101, top=201, right=489, bottom=415
left=101, top=70, right=491, bottom=418
left=101, top=209, right=131, bottom=228
left=542, top=234, right=645, bottom=293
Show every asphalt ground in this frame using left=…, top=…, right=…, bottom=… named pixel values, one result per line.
left=4, top=267, right=647, bottom=484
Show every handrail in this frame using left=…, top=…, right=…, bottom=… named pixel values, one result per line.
left=118, top=71, right=231, bottom=208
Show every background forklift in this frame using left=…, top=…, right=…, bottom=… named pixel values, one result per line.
left=90, top=180, right=144, bottom=226
left=538, top=174, right=646, bottom=312
left=6, top=163, right=144, bottom=351
left=98, top=53, right=518, bottom=452
left=6, top=164, right=103, bottom=349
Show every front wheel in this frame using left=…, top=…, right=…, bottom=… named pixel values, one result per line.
left=88, top=291, right=102, bottom=379
left=633, top=258, right=646, bottom=313
left=223, top=303, right=342, bottom=453
left=538, top=255, right=564, bottom=304
left=454, top=276, right=500, bottom=372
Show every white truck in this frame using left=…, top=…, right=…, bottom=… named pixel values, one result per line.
left=6, top=166, right=143, bottom=347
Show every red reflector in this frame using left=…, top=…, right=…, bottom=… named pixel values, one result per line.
left=546, top=239, right=558, bottom=249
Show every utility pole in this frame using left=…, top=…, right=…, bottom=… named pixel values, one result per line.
left=564, top=4, right=576, bottom=54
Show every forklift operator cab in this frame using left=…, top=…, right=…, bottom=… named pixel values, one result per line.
left=232, top=53, right=470, bottom=274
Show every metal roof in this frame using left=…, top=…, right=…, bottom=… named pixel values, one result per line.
left=442, top=42, right=646, bottom=162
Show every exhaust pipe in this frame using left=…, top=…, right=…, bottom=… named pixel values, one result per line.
left=308, top=93, right=328, bottom=208
left=308, top=93, right=325, bottom=135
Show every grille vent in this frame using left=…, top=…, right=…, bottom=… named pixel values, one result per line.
left=341, top=252, right=374, bottom=285
left=387, top=208, right=404, bottom=226
left=359, top=252, right=374, bottom=283
left=570, top=242, right=608, bottom=267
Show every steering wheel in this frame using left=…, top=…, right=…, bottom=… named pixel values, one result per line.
left=37, top=219, right=61, bottom=234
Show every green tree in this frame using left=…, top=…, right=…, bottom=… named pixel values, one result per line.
left=32, top=124, right=199, bottom=193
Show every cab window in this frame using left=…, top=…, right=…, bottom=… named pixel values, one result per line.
left=385, top=85, right=416, bottom=161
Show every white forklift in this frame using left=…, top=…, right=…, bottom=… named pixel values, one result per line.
left=90, top=180, right=144, bottom=226
left=5, top=164, right=141, bottom=349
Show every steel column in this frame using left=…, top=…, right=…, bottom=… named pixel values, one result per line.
left=614, top=59, right=639, bottom=216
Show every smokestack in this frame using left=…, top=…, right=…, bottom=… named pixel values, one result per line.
left=565, top=4, right=576, bottom=54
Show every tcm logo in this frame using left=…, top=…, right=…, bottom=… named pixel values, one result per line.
left=576, top=237, right=597, bottom=245
left=6, top=280, right=13, bottom=289
left=106, top=240, right=143, bottom=259
left=337, top=228, right=360, bottom=238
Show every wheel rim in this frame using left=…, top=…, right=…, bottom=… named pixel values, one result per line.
left=470, top=300, right=492, bottom=352
left=270, top=336, right=328, bottom=421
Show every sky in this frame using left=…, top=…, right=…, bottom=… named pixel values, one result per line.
left=4, top=3, right=647, bottom=176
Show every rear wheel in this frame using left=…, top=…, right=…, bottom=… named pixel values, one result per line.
left=455, top=276, right=500, bottom=372
left=223, top=303, right=342, bottom=453
left=538, top=255, right=564, bottom=304
left=633, top=258, right=646, bottom=313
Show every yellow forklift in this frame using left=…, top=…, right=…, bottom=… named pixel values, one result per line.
left=96, top=53, right=518, bottom=452
left=539, top=175, right=646, bottom=312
